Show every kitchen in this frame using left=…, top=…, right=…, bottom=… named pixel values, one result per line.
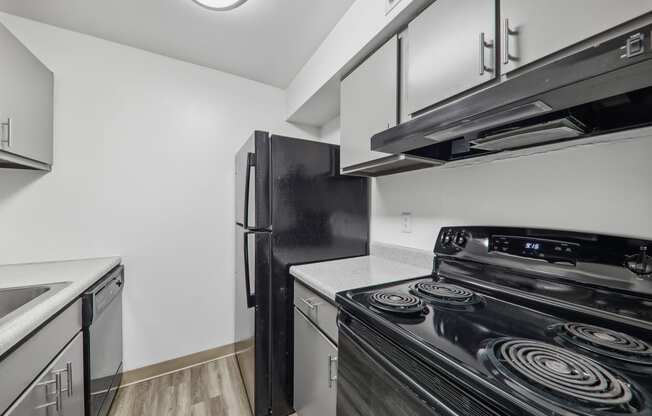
left=1, top=0, right=651, bottom=416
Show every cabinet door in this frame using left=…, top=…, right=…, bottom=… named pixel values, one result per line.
left=406, top=0, right=496, bottom=116
left=6, top=332, right=84, bottom=416
left=0, top=22, right=53, bottom=165
left=501, top=0, right=652, bottom=73
left=340, top=36, right=398, bottom=170
left=293, top=308, right=337, bottom=416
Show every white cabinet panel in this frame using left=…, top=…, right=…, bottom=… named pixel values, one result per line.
left=501, top=0, right=652, bottom=73
left=294, top=281, right=338, bottom=343
left=0, top=22, right=53, bottom=168
left=294, top=308, right=337, bottom=416
left=406, top=0, right=496, bottom=115
left=340, top=36, right=398, bottom=170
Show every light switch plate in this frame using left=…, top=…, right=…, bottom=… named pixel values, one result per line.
left=385, top=0, right=403, bottom=15
left=401, top=212, right=412, bottom=233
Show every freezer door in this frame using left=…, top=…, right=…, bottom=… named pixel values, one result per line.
left=234, top=226, right=272, bottom=416
left=235, top=131, right=271, bottom=230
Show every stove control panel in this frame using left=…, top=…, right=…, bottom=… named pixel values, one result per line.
left=435, top=227, right=652, bottom=289
left=440, top=228, right=468, bottom=249
left=490, top=235, right=579, bottom=264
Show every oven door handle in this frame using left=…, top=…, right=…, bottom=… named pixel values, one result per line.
left=243, top=231, right=256, bottom=308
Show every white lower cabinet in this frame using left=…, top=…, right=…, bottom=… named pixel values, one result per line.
left=294, top=308, right=337, bottom=416
left=5, top=332, right=84, bottom=416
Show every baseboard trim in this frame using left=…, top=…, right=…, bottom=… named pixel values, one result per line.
left=120, top=343, right=236, bottom=387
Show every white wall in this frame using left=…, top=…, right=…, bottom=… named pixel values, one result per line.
left=0, top=13, right=317, bottom=371
left=319, top=120, right=652, bottom=247
left=372, top=136, right=652, bottom=250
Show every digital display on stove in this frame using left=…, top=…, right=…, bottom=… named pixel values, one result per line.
left=524, top=242, right=541, bottom=250
left=491, top=235, right=579, bottom=264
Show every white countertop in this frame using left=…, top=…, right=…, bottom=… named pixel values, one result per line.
left=0, top=257, right=121, bottom=357
left=290, top=255, right=432, bottom=301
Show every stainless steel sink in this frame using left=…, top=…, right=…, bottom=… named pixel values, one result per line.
left=0, top=282, right=70, bottom=325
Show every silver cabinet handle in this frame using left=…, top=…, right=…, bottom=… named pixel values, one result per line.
left=35, top=371, right=63, bottom=413
left=479, top=32, right=494, bottom=75
left=66, top=362, right=73, bottom=397
left=503, top=18, right=517, bottom=65
left=328, top=355, right=338, bottom=388
left=1, top=118, right=10, bottom=148
left=55, top=371, right=63, bottom=413
left=300, top=297, right=321, bottom=311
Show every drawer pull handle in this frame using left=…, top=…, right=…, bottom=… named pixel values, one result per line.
left=66, top=362, right=73, bottom=396
left=35, top=371, right=63, bottom=412
left=328, top=355, right=338, bottom=388
left=300, top=297, right=321, bottom=311
left=479, top=32, right=493, bottom=75
left=503, top=18, right=518, bottom=65
left=0, top=118, right=10, bottom=148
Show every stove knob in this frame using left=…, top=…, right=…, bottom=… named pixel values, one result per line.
left=455, top=232, right=467, bottom=247
left=625, top=246, right=652, bottom=276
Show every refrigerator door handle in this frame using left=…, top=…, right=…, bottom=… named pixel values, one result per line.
left=243, top=231, right=256, bottom=308
left=243, top=152, right=256, bottom=230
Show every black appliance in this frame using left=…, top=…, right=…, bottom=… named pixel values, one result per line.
left=371, top=19, right=652, bottom=163
left=337, top=226, right=652, bottom=416
left=234, top=131, right=369, bottom=416
left=82, top=265, right=124, bottom=416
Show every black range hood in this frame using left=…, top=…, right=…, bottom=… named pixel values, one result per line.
left=371, top=23, right=652, bottom=163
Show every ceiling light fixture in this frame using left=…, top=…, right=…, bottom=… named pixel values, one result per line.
left=192, top=0, right=248, bottom=11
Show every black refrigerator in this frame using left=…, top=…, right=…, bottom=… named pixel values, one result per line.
left=234, top=131, right=369, bottom=416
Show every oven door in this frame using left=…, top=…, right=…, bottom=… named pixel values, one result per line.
left=337, top=315, right=457, bottom=416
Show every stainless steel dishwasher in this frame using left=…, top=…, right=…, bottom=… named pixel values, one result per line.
left=82, top=266, right=124, bottom=416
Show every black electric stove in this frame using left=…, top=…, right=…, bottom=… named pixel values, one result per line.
left=336, top=226, right=652, bottom=416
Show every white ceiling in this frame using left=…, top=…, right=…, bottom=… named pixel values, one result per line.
left=0, top=0, right=355, bottom=88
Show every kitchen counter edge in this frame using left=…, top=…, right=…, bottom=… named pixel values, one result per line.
left=0, top=256, right=122, bottom=358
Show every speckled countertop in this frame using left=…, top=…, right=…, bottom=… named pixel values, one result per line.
left=290, top=243, right=433, bottom=301
left=0, top=257, right=121, bottom=357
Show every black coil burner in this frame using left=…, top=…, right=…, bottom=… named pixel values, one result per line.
left=491, top=339, right=634, bottom=409
left=410, top=282, right=480, bottom=306
left=369, top=291, right=425, bottom=315
left=556, top=323, right=652, bottom=365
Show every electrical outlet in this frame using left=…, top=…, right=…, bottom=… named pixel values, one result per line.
left=401, top=212, right=412, bottom=233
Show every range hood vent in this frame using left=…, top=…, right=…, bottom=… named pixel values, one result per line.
left=471, top=117, right=586, bottom=151
left=371, top=22, right=652, bottom=163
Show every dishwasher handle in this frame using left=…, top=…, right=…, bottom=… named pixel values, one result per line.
left=82, top=265, right=124, bottom=326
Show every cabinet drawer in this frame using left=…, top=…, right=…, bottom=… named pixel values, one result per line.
left=0, top=299, right=82, bottom=415
left=294, top=281, right=338, bottom=343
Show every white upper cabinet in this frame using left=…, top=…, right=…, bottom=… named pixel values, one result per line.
left=406, top=0, right=496, bottom=116
left=340, top=36, right=398, bottom=171
left=501, top=0, right=652, bottom=74
left=0, top=22, right=53, bottom=170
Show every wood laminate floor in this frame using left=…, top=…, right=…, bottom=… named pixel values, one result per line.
left=109, top=355, right=253, bottom=416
